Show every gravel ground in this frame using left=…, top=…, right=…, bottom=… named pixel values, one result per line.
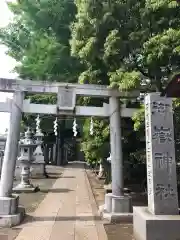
left=0, top=165, right=63, bottom=240
left=86, top=169, right=147, bottom=240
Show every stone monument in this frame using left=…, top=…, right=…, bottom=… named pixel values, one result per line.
left=31, top=115, right=47, bottom=178
left=13, top=128, right=38, bottom=192
left=133, top=93, right=180, bottom=240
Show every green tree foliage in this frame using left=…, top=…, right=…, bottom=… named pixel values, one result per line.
left=0, top=0, right=83, bottom=133
left=0, top=0, right=82, bottom=82
left=71, top=0, right=112, bottom=165
left=81, top=118, right=110, bottom=165
left=71, top=0, right=180, bottom=91
left=71, top=0, right=180, bottom=165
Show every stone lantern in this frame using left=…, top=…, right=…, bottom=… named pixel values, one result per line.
left=13, top=128, right=38, bottom=192
left=31, top=115, right=47, bottom=178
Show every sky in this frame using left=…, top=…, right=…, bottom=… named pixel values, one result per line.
left=0, top=0, right=17, bottom=133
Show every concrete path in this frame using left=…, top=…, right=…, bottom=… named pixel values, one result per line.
left=15, top=162, right=107, bottom=240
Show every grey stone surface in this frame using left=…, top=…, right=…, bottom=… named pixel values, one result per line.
left=145, top=93, right=178, bottom=215
left=0, top=77, right=139, bottom=97
left=0, top=91, right=24, bottom=197
left=109, top=97, right=123, bottom=196
left=101, top=97, right=132, bottom=221
left=133, top=207, right=180, bottom=240
left=0, top=207, right=25, bottom=228
left=14, top=166, right=21, bottom=179
left=133, top=93, right=180, bottom=240
left=58, top=87, right=76, bottom=109
left=0, top=195, right=19, bottom=215
left=30, top=163, right=45, bottom=178
left=104, top=193, right=113, bottom=213
left=103, top=212, right=133, bottom=223
left=102, top=193, right=132, bottom=222
left=34, top=117, right=45, bottom=165
left=104, top=193, right=132, bottom=213
left=33, top=146, right=44, bottom=164
left=13, top=185, right=39, bottom=193
left=16, top=128, right=37, bottom=192
left=112, top=195, right=132, bottom=213
left=99, top=204, right=133, bottom=223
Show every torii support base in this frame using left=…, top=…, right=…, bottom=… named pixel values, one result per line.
left=0, top=195, right=25, bottom=227
left=99, top=193, right=133, bottom=223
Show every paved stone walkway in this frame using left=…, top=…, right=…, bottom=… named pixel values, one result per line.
left=15, top=162, right=107, bottom=240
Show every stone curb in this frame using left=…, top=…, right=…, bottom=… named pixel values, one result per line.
left=84, top=165, right=108, bottom=240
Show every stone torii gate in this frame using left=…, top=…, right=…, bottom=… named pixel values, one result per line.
left=0, top=78, right=138, bottom=226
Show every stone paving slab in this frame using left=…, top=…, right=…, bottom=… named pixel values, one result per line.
left=0, top=235, right=8, bottom=240
left=14, top=162, right=107, bottom=240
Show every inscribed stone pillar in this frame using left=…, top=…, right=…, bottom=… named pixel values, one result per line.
left=145, top=93, right=178, bottom=215
left=133, top=93, right=180, bottom=240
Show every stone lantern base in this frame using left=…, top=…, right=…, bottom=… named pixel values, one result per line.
left=30, top=162, right=48, bottom=178
left=13, top=183, right=39, bottom=193
left=0, top=195, right=25, bottom=227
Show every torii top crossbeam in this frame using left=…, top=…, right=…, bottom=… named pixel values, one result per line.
left=0, top=78, right=139, bottom=98
left=0, top=77, right=139, bottom=118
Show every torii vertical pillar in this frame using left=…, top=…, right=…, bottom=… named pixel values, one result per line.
left=100, top=97, right=132, bottom=222
left=0, top=91, right=25, bottom=227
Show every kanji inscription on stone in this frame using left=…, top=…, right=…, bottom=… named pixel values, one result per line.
left=145, top=93, right=178, bottom=215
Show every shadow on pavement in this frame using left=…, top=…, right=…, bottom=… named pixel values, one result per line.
left=44, top=176, right=60, bottom=179
left=60, top=176, right=75, bottom=179
left=40, top=188, right=74, bottom=193
left=25, top=215, right=101, bottom=222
